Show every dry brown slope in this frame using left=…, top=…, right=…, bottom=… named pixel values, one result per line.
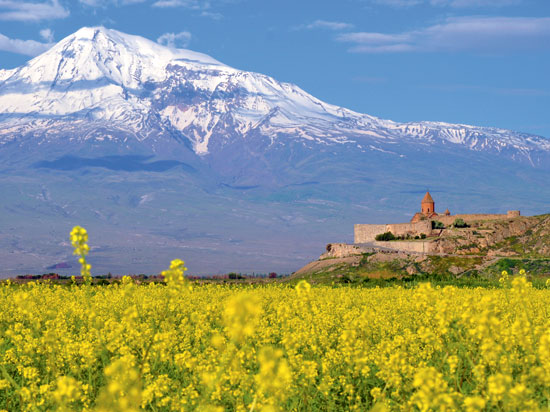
left=432, top=214, right=550, bottom=256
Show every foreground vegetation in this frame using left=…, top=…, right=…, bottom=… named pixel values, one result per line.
left=2, top=226, right=550, bottom=411
left=1, top=271, right=550, bottom=411
left=294, top=251, right=550, bottom=289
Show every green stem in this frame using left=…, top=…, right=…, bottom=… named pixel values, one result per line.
left=249, top=395, right=257, bottom=412
left=0, top=363, right=20, bottom=391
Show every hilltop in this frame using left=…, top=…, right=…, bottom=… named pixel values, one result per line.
left=291, top=214, right=550, bottom=285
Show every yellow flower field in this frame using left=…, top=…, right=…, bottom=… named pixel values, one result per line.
left=1, top=274, right=550, bottom=411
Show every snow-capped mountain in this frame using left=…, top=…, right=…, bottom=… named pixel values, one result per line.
left=0, top=27, right=549, bottom=277
left=1, top=26, right=549, bottom=166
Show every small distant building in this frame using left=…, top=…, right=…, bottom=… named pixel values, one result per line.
left=411, top=191, right=439, bottom=223
left=354, top=192, right=521, bottom=244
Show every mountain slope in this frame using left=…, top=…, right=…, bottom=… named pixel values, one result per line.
left=0, top=27, right=548, bottom=276
left=1, top=27, right=549, bottom=166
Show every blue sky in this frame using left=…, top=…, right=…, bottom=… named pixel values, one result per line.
left=0, top=0, right=549, bottom=137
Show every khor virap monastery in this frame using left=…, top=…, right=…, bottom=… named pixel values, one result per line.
left=354, top=192, right=521, bottom=244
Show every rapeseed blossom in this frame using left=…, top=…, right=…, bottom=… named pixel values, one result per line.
left=70, top=226, right=91, bottom=283
left=1, top=228, right=550, bottom=410
left=1, top=276, right=550, bottom=411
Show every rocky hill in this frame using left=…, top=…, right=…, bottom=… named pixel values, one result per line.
left=433, top=214, right=550, bottom=257
left=292, top=214, right=550, bottom=284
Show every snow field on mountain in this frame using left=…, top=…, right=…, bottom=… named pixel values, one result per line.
left=1, top=26, right=548, bottom=160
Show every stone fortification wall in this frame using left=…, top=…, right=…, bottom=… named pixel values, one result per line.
left=435, top=213, right=519, bottom=226
left=387, top=221, right=432, bottom=237
left=372, top=240, right=436, bottom=254
left=321, top=241, right=438, bottom=258
left=354, top=211, right=522, bottom=243
left=354, top=224, right=386, bottom=243
left=322, top=243, right=367, bottom=259
left=354, top=221, right=432, bottom=243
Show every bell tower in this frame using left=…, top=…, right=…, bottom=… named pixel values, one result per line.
left=421, top=191, right=435, bottom=216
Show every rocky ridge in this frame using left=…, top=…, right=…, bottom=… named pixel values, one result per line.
left=295, top=215, right=550, bottom=281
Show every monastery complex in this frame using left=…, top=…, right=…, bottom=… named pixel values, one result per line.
left=354, top=192, right=521, bottom=244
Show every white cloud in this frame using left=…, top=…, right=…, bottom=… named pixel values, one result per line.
left=367, top=0, right=422, bottom=6
left=79, top=0, right=147, bottom=6
left=0, top=0, right=69, bottom=21
left=303, top=20, right=354, bottom=31
left=431, top=0, right=520, bottom=7
left=0, top=32, right=53, bottom=56
left=152, top=0, right=208, bottom=9
left=152, top=0, right=231, bottom=18
left=200, top=11, right=223, bottom=19
left=157, top=31, right=192, bottom=48
left=39, top=28, right=54, bottom=42
left=369, top=0, right=519, bottom=7
left=78, top=0, right=103, bottom=5
left=337, top=16, right=550, bottom=53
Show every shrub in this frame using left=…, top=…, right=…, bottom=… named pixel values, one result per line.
left=375, top=231, right=396, bottom=241
left=453, top=218, right=469, bottom=228
left=228, top=273, right=246, bottom=280
left=420, top=233, right=427, bottom=239
left=432, top=220, right=445, bottom=229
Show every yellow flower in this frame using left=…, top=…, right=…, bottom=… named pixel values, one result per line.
left=223, top=293, right=262, bottom=343
left=295, top=280, right=311, bottom=295
left=95, top=356, right=141, bottom=412
left=487, top=373, right=512, bottom=402
left=161, top=258, right=188, bottom=288
left=447, top=355, right=459, bottom=374
left=70, top=225, right=92, bottom=282
left=52, top=376, right=82, bottom=406
left=1, top=263, right=549, bottom=411
left=255, top=346, right=292, bottom=406
left=370, top=387, right=382, bottom=400
left=464, top=396, right=486, bottom=412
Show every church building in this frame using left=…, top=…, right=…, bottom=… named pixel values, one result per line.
left=410, top=191, right=449, bottom=223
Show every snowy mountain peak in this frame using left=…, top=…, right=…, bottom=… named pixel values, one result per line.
left=0, top=27, right=548, bottom=164
left=3, top=26, right=226, bottom=88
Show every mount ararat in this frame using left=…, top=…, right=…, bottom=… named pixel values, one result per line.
left=0, top=27, right=548, bottom=276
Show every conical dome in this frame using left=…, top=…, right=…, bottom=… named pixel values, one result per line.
left=421, top=191, right=434, bottom=204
